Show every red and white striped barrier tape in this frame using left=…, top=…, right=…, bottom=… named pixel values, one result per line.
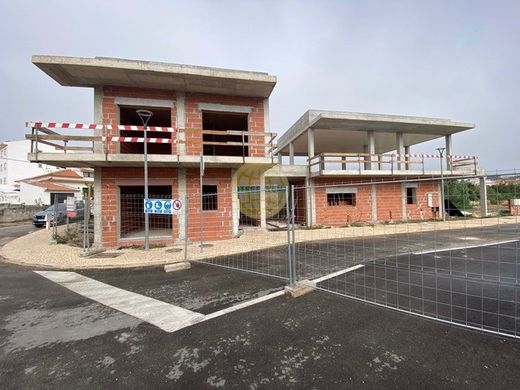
left=105, top=125, right=175, bottom=133
left=26, top=121, right=104, bottom=130
left=390, top=153, right=476, bottom=159
left=104, top=136, right=176, bottom=144
left=26, top=121, right=176, bottom=133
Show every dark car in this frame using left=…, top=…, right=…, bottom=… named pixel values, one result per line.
left=32, top=202, right=85, bottom=227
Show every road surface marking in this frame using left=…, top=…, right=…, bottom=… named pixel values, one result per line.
left=35, top=271, right=204, bottom=333
left=35, top=271, right=288, bottom=333
left=309, top=264, right=365, bottom=286
left=413, top=239, right=518, bottom=255
left=203, top=290, right=285, bottom=321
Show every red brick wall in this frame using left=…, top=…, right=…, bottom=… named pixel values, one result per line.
left=509, top=200, right=520, bottom=216
left=376, top=182, right=404, bottom=222
left=101, top=87, right=267, bottom=158
left=404, top=182, right=440, bottom=220
left=100, top=167, right=179, bottom=248
left=311, top=178, right=441, bottom=225
left=185, top=168, right=234, bottom=241
left=100, top=166, right=235, bottom=247
left=102, top=86, right=178, bottom=154
left=313, top=180, right=372, bottom=226
left=185, top=93, right=266, bottom=157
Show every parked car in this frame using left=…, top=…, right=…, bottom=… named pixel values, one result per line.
left=32, top=201, right=86, bottom=227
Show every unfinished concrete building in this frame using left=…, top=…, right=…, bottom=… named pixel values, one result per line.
left=26, top=55, right=478, bottom=248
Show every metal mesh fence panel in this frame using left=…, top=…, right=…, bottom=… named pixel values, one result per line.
left=119, top=186, right=173, bottom=241
left=291, top=173, right=520, bottom=339
left=186, top=186, right=290, bottom=280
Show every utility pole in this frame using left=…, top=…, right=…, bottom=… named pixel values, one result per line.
left=137, top=110, right=153, bottom=251
left=436, top=147, right=446, bottom=221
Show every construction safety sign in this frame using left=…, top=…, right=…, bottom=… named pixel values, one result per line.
left=144, top=199, right=182, bottom=215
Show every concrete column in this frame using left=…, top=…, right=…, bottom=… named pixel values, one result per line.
left=371, top=183, right=377, bottom=224
left=305, top=177, right=315, bottom=226
left=445, top=134, right=453, bottom=170
left=438, top=180, right=444, bottom=220
left=263, top=98, right=270, bottom=156
left=93, top=167, right=103, bottom=247
left=308, top=128, right=315, bottom=158
left=277, top=153, right=283, bottom=165
left=479, top=175, right=488, bottom=217
left=367, top=130, right=375, bottom=170
left=260, top=173, right=266, bottom=229
left=93, top=87, right=103, bottom=153
left=396, top=132, right=405, bottom=170
left=231, top=169, right=239, bottom=236
left=92, top=89, right=103, bottom=248
left=401, top=183, right=408, bottom=221
left=378, top=155, right=383, bottom=170
left=176, top=92, right=186, bottom=156
left=363, top=145, right=369, bottom=170
left=404, top=145, right=410, bottom=170
left=178, top=168, right=187, bottom=240
left=289, top=142, right=295, bottom=165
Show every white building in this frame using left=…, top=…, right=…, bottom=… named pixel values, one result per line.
left=18, top=169, right=93, bottom=206
left=0, top=140, right=57, bottom=187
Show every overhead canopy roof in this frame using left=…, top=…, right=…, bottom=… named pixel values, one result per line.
left=277, top=110, right=475, bottom=155
left=32, top=55, right=277, bottom=98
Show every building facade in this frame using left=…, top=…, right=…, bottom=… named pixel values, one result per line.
left=26, top=55, right=477, bottom=249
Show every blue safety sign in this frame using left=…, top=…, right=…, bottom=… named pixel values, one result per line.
left=144, top=198, right=182, bottom=214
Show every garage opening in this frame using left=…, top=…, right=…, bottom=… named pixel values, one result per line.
left=119, top=185, right=172, bottom=239
left=202, top=111, right=248, bottom=156
left=119, top=106, right=172, bottom=155
left=49, top=192, right=76, bottom=205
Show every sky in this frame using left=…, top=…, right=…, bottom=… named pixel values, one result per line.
left=0, top=0, right=518, bottom=170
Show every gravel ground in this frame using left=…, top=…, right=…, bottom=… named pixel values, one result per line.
left=0, top=217, right=517, bottom=269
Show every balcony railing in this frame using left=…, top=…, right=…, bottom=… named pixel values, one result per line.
left=25, top=122, right=277, bottom=161
left=201, top=129, right=277, bottom=159
left=308, top=152, right=478, bottom=176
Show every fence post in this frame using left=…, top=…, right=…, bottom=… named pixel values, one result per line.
left=290, top=185, right=297, bottom=284
left=286, top=187, right=293, bottom=284
left=83, top=197, right=89, bottom=254
left=52, top=194, right=58, bottom=240
left=184, top=195, right=189, bottom=262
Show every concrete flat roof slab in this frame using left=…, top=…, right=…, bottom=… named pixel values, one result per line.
left=277, top=110, right=475, bottom=153
left=33, top=55, right=277, bottom=98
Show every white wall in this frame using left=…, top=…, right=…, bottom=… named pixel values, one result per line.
left=0, top=140, right=57, bottom=186
left=19, top=182, right=48, bottom=205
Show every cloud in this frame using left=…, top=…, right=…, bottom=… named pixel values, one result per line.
left=0, top=0, right=518, bottom=169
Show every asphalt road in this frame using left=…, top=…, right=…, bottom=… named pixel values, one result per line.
left=0, top=222, right=37, bottom=247
left=1, top=222, right=520, bottom=388
left=2, top=260, right=520, bottom=389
